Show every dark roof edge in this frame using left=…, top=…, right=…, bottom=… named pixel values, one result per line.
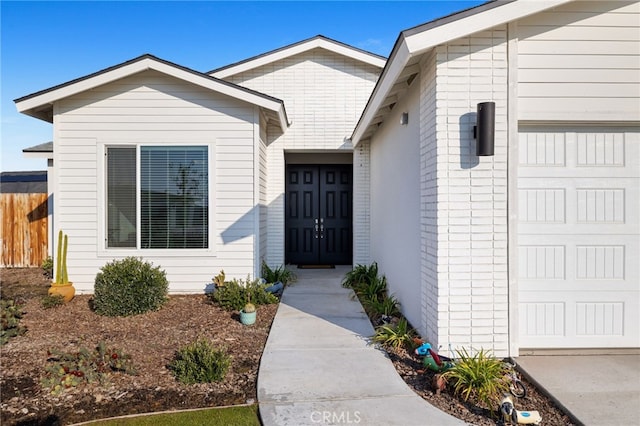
left=23, top=141, right=53, bottom=153
left=401, top=0, right=508, bottom=39
left=14, top=54, right=287, bottom=110
left=351, top=0, right=507, bottom=141
left=14, top=54, right=156, bottom=103
left=207, top=34, right=387, bottom=75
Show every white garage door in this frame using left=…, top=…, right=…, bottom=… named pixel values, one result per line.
left=517, top=127, right=639, bottom=349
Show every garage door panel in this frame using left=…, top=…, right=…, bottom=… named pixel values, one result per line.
left=518, top=129, right=639, bottom=178
left=518, top=178, right=639, bottom=233
left=519, top=291, right=639, bottom=348
left=518, top=234, right=639, bottom=286
left=517, top=127, right=639, bottom=349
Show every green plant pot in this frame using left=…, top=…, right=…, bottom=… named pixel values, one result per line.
left=239, top=310, right=256, bottom=325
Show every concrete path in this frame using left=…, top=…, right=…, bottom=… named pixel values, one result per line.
left=258, top=266, right=464, bottom=426
left=517, top=354, right=640, bottom=426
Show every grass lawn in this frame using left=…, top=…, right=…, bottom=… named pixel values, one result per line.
left=83, top=405, right=260, bottom=426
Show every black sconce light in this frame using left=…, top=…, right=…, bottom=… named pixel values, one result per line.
left=474, top=102, right=495, bottom=156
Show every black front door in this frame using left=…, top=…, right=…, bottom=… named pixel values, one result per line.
left=285, top=164, right=352, bottom=265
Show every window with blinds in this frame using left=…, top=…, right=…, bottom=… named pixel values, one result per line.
left=106, top=146, right=209, bottom=250
left=107, top=147, right=137, bottom=248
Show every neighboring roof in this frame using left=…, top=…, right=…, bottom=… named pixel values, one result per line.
left=209, top=35, right=387, bottom=79
left=351, top=0, right=574, bottom=145
left=0, top=171, right=47, bottom=194
left=15, top=54, right=289, bottom=131
left=23, top=141, right=53, bottom=153
left=22, top=141, right=53, bottom=160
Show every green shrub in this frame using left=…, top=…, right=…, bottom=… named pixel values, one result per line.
left=342, top=262, right=378, bottom=290
left=41, top=256, right=54, bottom=279
left=93, top=257, right=168, bottom=317
left=363, top=293, right=400, bottom=320
left=357, top=275, right=387, bottom=302
left=41, top=342, right=136, bottom=394
left=372, top=318, right=416, bottom=350
left=169, top=339, right=231, bottom=384
left=41, top=294, right=65, bottom=309
left=1, top=300, right=26, bottom=345
left=442, top=347, right=510, bottom=412
left=261, top=262, right=297, bottom=285
left=211, top=276, right=278, bottom=311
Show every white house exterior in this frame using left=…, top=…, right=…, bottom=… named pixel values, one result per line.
left=15, top=37, right=384, bottom=293
left=16, top=1, right=639, bottom=355
left=352, top=0, right=639, bottom=356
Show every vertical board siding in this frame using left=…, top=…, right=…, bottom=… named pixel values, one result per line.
left=1, top=193, right=48, bottom=267
left=55, top=70, right=257, bottom=292
left=517, top=1, right=640, bottom=121
left=222, top=49, right=380, bottom=265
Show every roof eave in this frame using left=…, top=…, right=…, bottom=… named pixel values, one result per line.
left=210, top=35, right=386, bottom=79
left=351, top=0, right=575, bottom=146
left=15, top=55, right=289, bottom=130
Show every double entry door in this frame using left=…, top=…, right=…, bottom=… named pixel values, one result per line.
left=285, top=164, right=352, bottom=265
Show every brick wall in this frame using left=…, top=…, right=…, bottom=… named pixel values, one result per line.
left=353, top=143, right=370, bottom=266
left=420, top=27, right=510, bottom=356
left=227, top=49, right=380, bottom=266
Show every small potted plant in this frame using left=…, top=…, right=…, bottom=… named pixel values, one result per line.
left=48, top=230, right=75, bottom=303
left=239, top=294, right=256, bottom=325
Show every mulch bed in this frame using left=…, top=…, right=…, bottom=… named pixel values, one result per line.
left=384, top=342, right=576, bottom=425
left=0, top=267, right=276, bottom=425
left=2, top=267, right=575, bottom=425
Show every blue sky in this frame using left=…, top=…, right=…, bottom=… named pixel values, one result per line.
left=1, top=0, right=483, bottom=172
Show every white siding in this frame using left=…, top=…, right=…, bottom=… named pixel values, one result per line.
left=517, top=1, right=640, bottom=121
left=54, top=70, right=258, bottom=293
left=259, top=115, right=268, bottom=268
left=223, top=49, right=380, bottom=265
left=422, top=28, right=510, bottom=356
left=369, top=76, right=422, bottom=328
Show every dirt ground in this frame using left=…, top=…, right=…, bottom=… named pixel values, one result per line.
left=386, top=346, right=575, bottom=425
left=2, top=267, right=574, bottom=426
left=0, top=267, right=277, bottom=426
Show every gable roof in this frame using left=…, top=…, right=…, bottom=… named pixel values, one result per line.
left=15, top=54, right=289, bottom=131
left=209, top=35, right=386, bottom=79
left=351, top=0, right=574, bottom=145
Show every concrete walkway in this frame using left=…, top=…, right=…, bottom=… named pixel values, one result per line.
left=517, top=354, right=640, bottom=426
left=258, top=266, right=464, bottom=426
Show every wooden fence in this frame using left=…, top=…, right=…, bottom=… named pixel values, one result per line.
left=1, top=193, right=48, bottom=267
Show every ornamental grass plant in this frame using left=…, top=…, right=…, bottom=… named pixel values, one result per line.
left=442, top=347, right=510, bottom=413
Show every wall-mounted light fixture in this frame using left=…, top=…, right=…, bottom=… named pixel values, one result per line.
left=400, top=112, right=409, bottom=125
left=474, top=102, right=495, bottom=156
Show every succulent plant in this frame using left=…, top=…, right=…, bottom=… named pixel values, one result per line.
left=53, top=230, right=70, bottom=286
left=213, top=270, right=226, bottom=288
left=243, top=294, right=256, bottom=313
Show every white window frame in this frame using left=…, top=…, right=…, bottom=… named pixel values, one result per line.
left=98, top=140, right=215, bottom=257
